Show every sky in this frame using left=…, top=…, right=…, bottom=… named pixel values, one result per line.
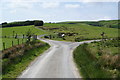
left=0, top=0, right=119, bottom=23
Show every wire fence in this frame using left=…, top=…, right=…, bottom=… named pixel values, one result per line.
left=1, top=34, right=37, bottom=50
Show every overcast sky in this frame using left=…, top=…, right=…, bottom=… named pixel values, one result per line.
left=0, top=0, right=119, bottom=23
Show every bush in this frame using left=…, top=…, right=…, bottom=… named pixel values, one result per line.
left=34, top=20, right=43, bottom=26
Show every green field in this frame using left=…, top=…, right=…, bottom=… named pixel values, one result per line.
left=0, top=25, right=49, bottom=50
left=42, top=23, right=118, bottom=41
left=0, top=38, right=27, bottom=50
left=1, top=20, right=119, bottom=50
left=1, top=24, right=51, bottom=78
left=1, top=25, right=47, bottom=36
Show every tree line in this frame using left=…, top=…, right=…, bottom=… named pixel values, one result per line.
left=2, top=20, right=44, bottom=28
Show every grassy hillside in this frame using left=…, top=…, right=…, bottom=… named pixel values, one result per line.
left=81, top=20, right=119, bottom=28
left=58, top=20, right=119, bottom=28
left=1, top=20, right=119, bottom=50
left=42, top=23, right=118, bottom=41
left=73, top=38, right=120, bottom=78
left=99, top=20, right=119, bottom=28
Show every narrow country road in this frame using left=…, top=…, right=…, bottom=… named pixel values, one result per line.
left=18, top=37, right=100, bottom=78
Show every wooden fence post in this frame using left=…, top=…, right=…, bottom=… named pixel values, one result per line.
left=23, top=34, right=24, bottom=39
left=49, top=35, right=51, bottom=39
left=15, top=33, right=18, bottom=39
left=18, top=39, right=19, bottom=45
left=3, top=42, right=5, bottom=50
left=33, top=35, right=37, bottom=40
left=35, top=35, right=37, bottom=40
left=12, top=41, right=13, bottom=47
left=4, top=35, right=6, bottom=38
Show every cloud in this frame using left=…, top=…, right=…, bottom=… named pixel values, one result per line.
left=2, top=0, right=34, bottom=9
left=1, top=0, right=39, bottom=2
left=2, top=0, right=34, bottom=14
left=1, top=0, right=119, bottom=2
left=9, top=3, right=32, bottom=9
left=41, top=2, right=60, bottom=8
left=79, top=0, right=119, bottom=2
left=98, top=16, right=111, bottom=20
left=90, top=16, right=112, bottom=21
left=65, top=4, right=80, bottom=8
left=10, top=10, right=17, bottom=14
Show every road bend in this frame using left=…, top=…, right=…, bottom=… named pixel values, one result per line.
left=18, top=38, right=99, bottom=78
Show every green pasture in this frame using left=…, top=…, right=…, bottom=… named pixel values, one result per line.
left=43, top=23, right=118, bottom=41
left=0, top=25, right=49, bottom=50
left=1, top=25, right=47, bottom=36
left=0, top=38, right=27, bottom=50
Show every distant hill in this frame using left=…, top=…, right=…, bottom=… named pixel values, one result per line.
left=58, top=20, right=120, bottom=29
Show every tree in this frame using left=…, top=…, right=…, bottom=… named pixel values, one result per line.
left=34, top=20, right=43, bottom=26
left=26, top=29, right=32, bottom=42
left=2, top=22, right=7, bottom=27
left=2, top=22, right=7, bottom=25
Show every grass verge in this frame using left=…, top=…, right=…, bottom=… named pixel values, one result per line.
left=2, top=41, right=50, bottom=79
left=73, top=43, right=113, bottom=78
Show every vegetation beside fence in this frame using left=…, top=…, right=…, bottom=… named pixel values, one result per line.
left=1, top=38, right=27, bottom=50
left=2, top=40, right=50, bottom=79
left=1, top=28, right=39, bottom=50
left=73, top=37, right=120, bottom=78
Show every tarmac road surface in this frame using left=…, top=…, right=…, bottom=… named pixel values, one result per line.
left=18, top=38, right=100, bottom=78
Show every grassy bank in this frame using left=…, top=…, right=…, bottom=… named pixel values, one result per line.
left=2, top=40, right=50, bottom=79
left=73, top=38, right=120, bottom=78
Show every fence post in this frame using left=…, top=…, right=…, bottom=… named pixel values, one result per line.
left=49, top=35, right=51, bottom=39
left=3, top=42, right=5, bottom=50
left=36, top=35, right=37, bottom=39
left=15, top=33, right=18, bottom=39
left=4, top=35, right=6, bottom=38
left=33, top=35, right=37, bottom=41
left=18, top=39, right=19, bottom=45
left=12, top=41, right=14, bottom=47
left=23, top=34, right=24, bottom=39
